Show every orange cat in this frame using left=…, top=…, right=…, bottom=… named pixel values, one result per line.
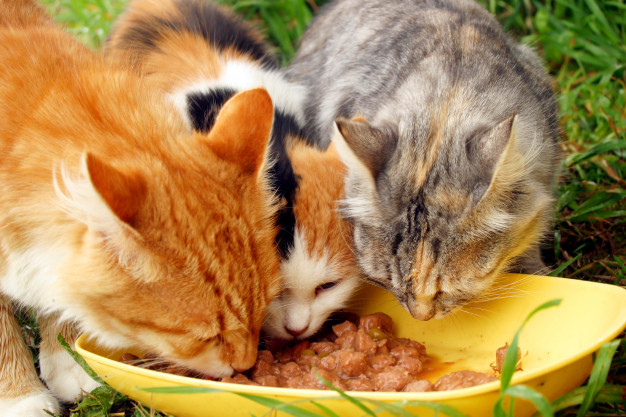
left=0, top=1, right=280, bottom=415
left=105, top=0, right=362, bottom=342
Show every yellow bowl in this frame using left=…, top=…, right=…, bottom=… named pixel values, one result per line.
left=76, top=273, right=626, bottom=417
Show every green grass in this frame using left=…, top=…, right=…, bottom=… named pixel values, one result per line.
left=28, top=0, right=626, bottom=415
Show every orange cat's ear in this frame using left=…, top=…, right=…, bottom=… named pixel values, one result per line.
left=325, top=142, right=339, bottom=157
left=202, top=88, right=273, bottom=176
left=324, top=142, right=346, bottom=166
left=85, top=153, right=146, bottom=226
left=334, top=116, right=397, bottom=180
left=54, top=153, right=146, bottom=235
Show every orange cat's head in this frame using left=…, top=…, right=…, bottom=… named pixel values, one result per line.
left=55, top=89, right=280, bottom=376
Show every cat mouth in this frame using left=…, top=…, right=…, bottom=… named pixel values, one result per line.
left=173, top=352, right=235, bottom=378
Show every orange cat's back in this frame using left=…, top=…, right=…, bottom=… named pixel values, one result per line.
left=0, top=2, right=280, bottom=414
left=105, top=0, right=363, bottom=343
left=0, top=0, right=53, bottom=28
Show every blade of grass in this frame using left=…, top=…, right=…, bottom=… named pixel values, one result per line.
left=548, top=253, right=582, bottom=276
left=57, top=334, right=105, bottom=385
left=494, top=299, right=562, bottom=416
left=317, top=375, right=376, bottom=417
left=309, top=401, right=341, bottom=417
left=354, top=399, right=422, bottom=417
left=260, top=8, right=296, bottom=59
left=563, top=140, right=626, bottom=167
left=139, top=386, right=328, bottom=417
left=575, top=339, right=621, bottom=417
left=536, top=384, right=626, bottom=415
left=501, top=385, right=554, bottom=417
left=387, top=400, right=472, bottom=417
left=236, top=392, right=328, bottom=417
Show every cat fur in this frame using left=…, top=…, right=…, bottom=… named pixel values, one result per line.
left=105, top=0, right=362, bottom=341
left=288, top=0, right=561, bottom=320
left=0, top=1, right=280, bottom=414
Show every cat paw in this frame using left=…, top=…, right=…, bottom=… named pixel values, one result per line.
left=39, top=350, right=101, bottom=402
left=0, top=390, right=60, bottom=417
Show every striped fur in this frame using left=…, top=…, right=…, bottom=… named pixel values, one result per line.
left=105, top=0, right=362, bottom=341
left=0, top=1, right=280, bottom=414
left=105, top=0, right=308, bottom=260
left=288, top=0, right=561, bottom=320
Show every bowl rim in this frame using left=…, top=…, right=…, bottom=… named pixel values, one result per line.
left=75, top=275, right=626, bottom=401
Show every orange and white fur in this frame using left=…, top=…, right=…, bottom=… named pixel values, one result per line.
left=105, top=0, right=362, bottom=342
left=0, top=1, right=280, bottom=415
left=262, top=141, right=361, bottom=340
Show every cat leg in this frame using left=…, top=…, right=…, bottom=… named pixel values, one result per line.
left=38, top=313, right=100, bottom=403
left=0, top=294, right=60, bottom=417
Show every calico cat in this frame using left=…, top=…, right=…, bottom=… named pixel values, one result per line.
left=105, top=0, right=362, bottom=341
left=0, top=1, right=280, bottom=415
left=288, top=0, right=561, bottom=320
left=262, top=141, right=360, bottom=340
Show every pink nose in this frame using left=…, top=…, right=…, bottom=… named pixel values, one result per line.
left=284, top=324, right=309, bottom=337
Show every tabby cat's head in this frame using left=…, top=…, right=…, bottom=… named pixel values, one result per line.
left=333, top=113, right=555, bottom=321
left=56, top=89, right=280, bottom=376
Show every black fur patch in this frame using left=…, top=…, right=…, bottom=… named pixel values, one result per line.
left=184, top=94, right=302, bottom=259
left=118, top=0, right=277, bottom=69
left=407, top=192, right=427, bottom=238
left=186, top=88, right=236, bottom=132
left=268, top=110, right=305, bottom=259
left=273, top=111, right=312, bottom=146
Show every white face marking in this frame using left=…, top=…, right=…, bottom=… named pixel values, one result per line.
left=262, top=228, right=360, bottom=340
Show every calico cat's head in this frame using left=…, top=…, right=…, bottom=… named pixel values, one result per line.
left=262, top=142, right=361, bottom=340
left=332, top=114, right=555, bottom=321
left=55, top=89, right=280, bottom=376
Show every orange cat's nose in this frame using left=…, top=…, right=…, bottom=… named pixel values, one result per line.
left=226, top=330, right=259, bottom=372
left=285, top=324, right=309, bottom=337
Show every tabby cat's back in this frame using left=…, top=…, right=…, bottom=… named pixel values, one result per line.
left=0, top=1, right=279, bottom=414
left=288, top=0, right=560, bottom=320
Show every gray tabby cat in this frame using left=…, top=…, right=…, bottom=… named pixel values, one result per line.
left=288, top=0, right=561, bottom=320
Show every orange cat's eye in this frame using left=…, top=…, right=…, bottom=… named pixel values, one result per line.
left=315, top=280, right=339, bottom=295
left=194, top=335, right=217, bottom=345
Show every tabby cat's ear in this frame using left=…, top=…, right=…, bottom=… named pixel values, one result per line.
left=476, top=115, right=524, bottom=202
left=202, top=88, right=273, bottom=176
left=334, top=117, right=397, bottom=180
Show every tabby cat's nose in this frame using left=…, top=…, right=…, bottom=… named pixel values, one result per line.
left=285, top=324, right=309, bottom=336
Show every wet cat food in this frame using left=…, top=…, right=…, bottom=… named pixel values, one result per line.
left=220, top=312, right=497, bottom=391
left=121, top=312, right=506, bottom=392
left=492, top=343, right=523, bottom=373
